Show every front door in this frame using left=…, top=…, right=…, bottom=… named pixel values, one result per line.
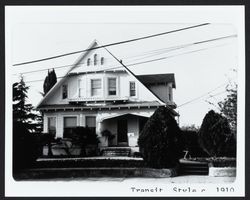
left=117, top=119, right=128, bottom=146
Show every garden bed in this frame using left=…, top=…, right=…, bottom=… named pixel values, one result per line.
left=186, top=157, right=236, bottom=167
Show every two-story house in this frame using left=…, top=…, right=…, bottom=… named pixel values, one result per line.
left=36, top=40, right=178, bottom=153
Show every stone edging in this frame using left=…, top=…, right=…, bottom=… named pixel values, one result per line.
left=209, top=167, right=236, bottom=177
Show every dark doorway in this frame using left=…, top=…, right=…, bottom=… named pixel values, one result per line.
left=117, top=119, right=128, bottom=146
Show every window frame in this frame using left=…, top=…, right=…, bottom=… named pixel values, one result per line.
left=94, top=54, right=97, bottom=65
left=91, top=78, right=102, bottom=97
left=63, top=116, right=78, bottom=128
left=63, top=115, right=78, bottom=138
left=129, top=81, right=136, bottom=97
left=107, top=77, right=117, bottom=96
left=62, top=84, right=68, bottom=99
left=47, top=116, right=57, bottom=135
left=85, top=116, right=97, bottom=134
left=78, top=79, right=84, bottom=97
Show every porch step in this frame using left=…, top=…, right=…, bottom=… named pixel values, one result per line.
left=179, top=159, right=209, bottom=175
left=101, top=147, right=131, bottom=157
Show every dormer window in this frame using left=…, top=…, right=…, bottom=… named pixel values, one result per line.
left=101, top=57, right=104, bottom=65
left=94, top=54, right=97, bottom=65
left=87, top=58, right=91, bottom=66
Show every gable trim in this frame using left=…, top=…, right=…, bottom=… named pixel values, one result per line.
left=36, top=40, right=98, bottom=108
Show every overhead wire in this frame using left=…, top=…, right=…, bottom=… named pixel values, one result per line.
left=13, top=23, right=210, bottom=66
left=13, top=34, right=236, bottom=76
left=24, top=42, right=231, bottom=84
left=177, top=83, right=231, bottom=108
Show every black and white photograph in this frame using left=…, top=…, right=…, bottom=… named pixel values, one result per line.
left=5, top=6, right=245, bottom=197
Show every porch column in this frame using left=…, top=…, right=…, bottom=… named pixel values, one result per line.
left=43, top=115, right=48, bottom=133
left=96, top=119, right=103, bottom=137
left=79, top=114, right=85, bottom=127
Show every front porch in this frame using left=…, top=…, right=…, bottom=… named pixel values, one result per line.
left=42, top=113, right=148, bottom=157
left=98, top=113, right=148, bottom=148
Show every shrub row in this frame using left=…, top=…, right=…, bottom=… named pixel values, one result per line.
left=35, top=158, right=146, bottom=168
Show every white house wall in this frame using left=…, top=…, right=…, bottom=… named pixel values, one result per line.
left=148, top=83, right=173, bottom=103
left=42, top=70, right=162, bottom=105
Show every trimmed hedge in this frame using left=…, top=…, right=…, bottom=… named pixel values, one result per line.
left=35, top=158, right=145, bottom=168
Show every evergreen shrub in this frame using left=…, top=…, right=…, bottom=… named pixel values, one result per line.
left=138, top=107, right=183, bottom=168
left=198, top=110, right=236, bottom=157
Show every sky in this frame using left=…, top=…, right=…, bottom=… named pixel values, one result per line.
left=6, top=6, right=243, bottom=127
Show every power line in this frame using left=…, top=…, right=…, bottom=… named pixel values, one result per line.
left=177, top=83, right=228, bottom=108
left=206, top=90, right=228, bottom=99
left=24, top=42, right=231, bottom=84
left=13, top=23, right=210, bottom=66
left=13, top=34, right=235, bottom=76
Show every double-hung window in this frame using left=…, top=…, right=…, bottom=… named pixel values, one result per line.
left=108, top=78, right=117, bottom=96
left=63, top=116, right=77, bottom=138
left=91, top=79, right=102, bottom=96
left=86, top=116, right=96, bottom=133
left=48, top=117, right=56, bottom=135
left=78, top=79, right=84, bottom=97
left=129, top=81, right=136, bottom=96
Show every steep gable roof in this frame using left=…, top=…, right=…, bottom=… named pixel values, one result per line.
left=36, top=40, right=99, bottom=108
left=36, top=40, right=173, bottom=108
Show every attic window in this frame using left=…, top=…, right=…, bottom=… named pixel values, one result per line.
left=94, top=54, right=97, bottom=65
left=101, top=57, right=104, bottom=65
left=87, top=58, right=91, bottom=66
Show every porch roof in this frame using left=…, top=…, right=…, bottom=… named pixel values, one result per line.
left=37, top=101, right=179, bottom=116
left=37, top=101, right=162, bottom=110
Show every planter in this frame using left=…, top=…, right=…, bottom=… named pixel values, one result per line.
left=43, top=145, right=81, bottom=156
left=128, top=135, right=138, bottom=147
left=209, top=167, right=236, bottom=177
left=99, top=137, right=108, bottom=147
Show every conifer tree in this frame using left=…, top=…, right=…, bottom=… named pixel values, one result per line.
left=43, top=68, right=57, bottom=95
left=13, top=76, right=38, bottom=132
